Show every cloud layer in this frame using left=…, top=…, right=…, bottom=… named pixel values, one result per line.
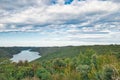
left=0, top=0, right=120, bottom=46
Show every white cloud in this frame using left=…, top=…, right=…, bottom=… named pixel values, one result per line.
left=0, top=0, right=120, bottom=46
left=0, top=24, right=6, bottom=29
left=10, top=25, right=16, bottom=29
left=68, top=34, right=108, bottom=39
left=56, top=0, right=65, bottom=5
left=0, top=0, right=119, bottom=25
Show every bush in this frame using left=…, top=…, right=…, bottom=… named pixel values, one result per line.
left=76, top=65, right=90, bottom=80
left=36, top=68, right=51, bottom=80
left=103, top=65, right=115, bottom=80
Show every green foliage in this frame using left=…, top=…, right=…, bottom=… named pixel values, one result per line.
left=103, top=65, right=117, bottom=80
left=76, top=65, right=90, bottom=80
left=115, top=52, right=120, bottom=59
left=36, top=68, right=51, bottom=80
left=0, top=45, right=120, bottom=80
left=0, top=47, right=30, bottom=58
left=53, top=58, right=66, bottom=68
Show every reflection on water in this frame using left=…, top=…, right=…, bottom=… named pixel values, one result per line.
left=10, top=50, right=41, bottom=62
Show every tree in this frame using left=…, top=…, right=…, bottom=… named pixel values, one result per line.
left=76, top=65, right=90, bottom=80
left=36, top=68, right=51, bottom=80
left=103, top=65, right=116, bottom=80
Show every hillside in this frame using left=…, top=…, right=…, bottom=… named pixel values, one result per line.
left=33, top=45, right=120, bottom=62
left=0, top=45, right=120, bottom=80
left=0, top=47, right=31, bottom=58
left=0, top=45, right=120, bottom=61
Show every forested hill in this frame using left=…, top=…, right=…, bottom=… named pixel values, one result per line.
left=33, top=45, right=120, bottom=62
left=0, top=47, right=31, bottom=58
left=0, top=45, right=120, bottom=80
left=0, top=45, right=120, bottom=60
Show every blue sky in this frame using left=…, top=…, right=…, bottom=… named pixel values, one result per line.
left=0, top=0, right=120, bottom=47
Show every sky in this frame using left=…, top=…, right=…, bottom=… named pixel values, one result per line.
left=0, top=0, right=120, bottom=47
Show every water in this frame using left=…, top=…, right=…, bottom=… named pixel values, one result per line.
left=10, top=50, right=41, bottom=62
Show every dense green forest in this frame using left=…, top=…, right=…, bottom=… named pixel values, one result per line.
left=0, top=47, right=32, bottom=58
left=0, top=45, right=120, bottom=80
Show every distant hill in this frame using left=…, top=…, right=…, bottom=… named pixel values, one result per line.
left=0, top=45, right=120, bottom=61
left=0, top=47, right=31, bottom=58
left=0, top=45, right=120, bottom=80
left=33, top=45, right=120, bottom=62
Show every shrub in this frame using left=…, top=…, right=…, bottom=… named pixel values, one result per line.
left=103, top=65, right=116, bottom=80
left=36, top=68, right=51, bottom=80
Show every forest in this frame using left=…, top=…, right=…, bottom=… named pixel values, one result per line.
left=0, top=45, right=120, bottom=80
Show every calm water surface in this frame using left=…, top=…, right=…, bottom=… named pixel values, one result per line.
left=10, top=50, right=41, bottom=62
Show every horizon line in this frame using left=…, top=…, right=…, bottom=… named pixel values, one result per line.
left=0, top=44, right=119, bottom=47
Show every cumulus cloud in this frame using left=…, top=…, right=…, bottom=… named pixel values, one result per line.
left=0, top=0, right=120, bottom=46
left=0, top=24, right=5, bottom=29
left=0, top=0, right=119, bottom=24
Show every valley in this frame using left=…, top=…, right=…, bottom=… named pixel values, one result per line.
left=0, top=45, right=120, bottom=80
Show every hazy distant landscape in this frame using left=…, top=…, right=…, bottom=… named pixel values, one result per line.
left=0, top=45, right=120, bottom=80
left=0, top=0, right=120, bottom=80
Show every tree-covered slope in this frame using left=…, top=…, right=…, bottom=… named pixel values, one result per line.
left=0, top=45, right=120, bottom=61
left=34, top=45, right=120, bottom=62
left=0, top=47, right=32, bottom=58
left=0, top=47, right=120, bottom=80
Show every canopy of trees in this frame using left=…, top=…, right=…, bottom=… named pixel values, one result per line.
left=0, top=45, right=120, bottom=80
